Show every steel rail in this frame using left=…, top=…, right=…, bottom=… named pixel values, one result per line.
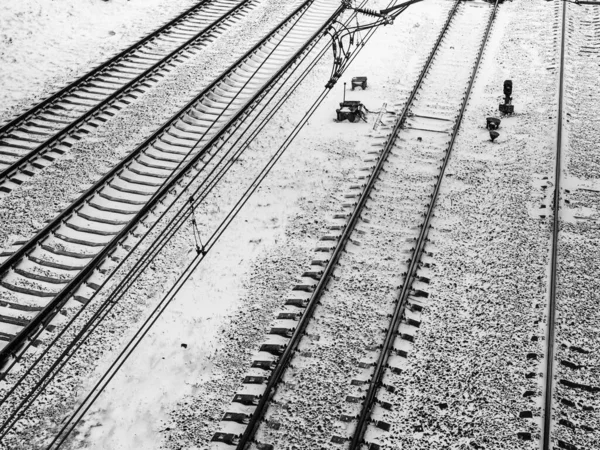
left=233, top=2, right=432, bottom=447
left=40, top=5, right=349, bottom=450
left=0, top=0, right=320, bottom=367
left=542, top=0, right=567, bottom=448
left=47, top=80, right=333, bottom=450
left=0, top=4, right=338, bottom=436
left=348, top=1, right=499, bottom=448
left=0, top=0, right=254, bottom=189
left=0, top=0, right=213, bottom=134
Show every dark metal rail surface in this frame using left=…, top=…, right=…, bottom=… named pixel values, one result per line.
left=207, top=1, right=460, bottom=448
left=0, top=0, right=255, bottom=194
left=0, top=0, right=338, bottom=368
left=542, top=0, right=565, bottom=448
left=346, top=0, right=499, bottom=448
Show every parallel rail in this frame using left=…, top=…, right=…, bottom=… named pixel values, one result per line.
left=0, top=0, right=255, bottom=194
left=540, top=0, right=600, bottom=448
left=541, top=0, right=566, bottom=447
left=0, top=0, right=338, bottom=368
left=347, top=0, right=499, bottom=447
left=205, top=0, right=504, bottom=448
left=0, top=0, right=350, bottom=444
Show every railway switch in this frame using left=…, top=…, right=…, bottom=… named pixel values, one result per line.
left=337, top=100, right=367, bottom=122
left=499, top=79, right=514, bottom=114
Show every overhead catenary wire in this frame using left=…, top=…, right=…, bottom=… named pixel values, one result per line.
left=44, top=2, right=408, bottom=447
left=146, top=0, right=317, bottom=200
left=0, top=0, right=354, bottom=440
left=0, top=0, right=329, bottom=436
left=0, top=0, right=311, bottom=401
left=0, top=0, right=321, bottom=369
left=1, top=0, right=409, bottom=443
left=0, top=0, right=320, bottom=386
left=47, top=81, right=332, bottom=450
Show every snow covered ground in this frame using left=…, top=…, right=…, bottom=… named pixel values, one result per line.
left=0, top=0, right=201, bottom=122
left=553, top=2, right=600, bottom=448
left=1, top=0, right=599, bottom=449
left=386, top=0, right=558, bottom=446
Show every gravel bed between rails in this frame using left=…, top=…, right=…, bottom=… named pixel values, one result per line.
left=0, top=19, right=331, bottom=448
left=380, top=1, right=560, bottom=449
left=23, top=2, right=454, bottom=449
left=0, top=0, right=302, bottom=252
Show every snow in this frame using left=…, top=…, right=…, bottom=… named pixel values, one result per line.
left=0, top=0, right=599, bottom=449
left=0, top=0, right=199, bottom=122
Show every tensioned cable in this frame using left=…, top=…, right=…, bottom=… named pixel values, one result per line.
left=48, top=3, right=397, bottom=447
left=146, top=0, right=317, bottom=198
left=0, top=0, right=315, bottom=381
left=0, top=0, right=317, bottom=407
left=0, top=20, right=332, bottom=442
left=0, top=2, right=354, bottom=439
left=1, top=0, right=397, bottom=443
left=48, top=84, right=331, bottom=450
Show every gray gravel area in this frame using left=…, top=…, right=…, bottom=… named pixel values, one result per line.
left=379, top=0, right=560, bottom=448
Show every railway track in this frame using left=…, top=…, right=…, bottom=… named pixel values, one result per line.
left=208, top=1, right=501, bottom=448
left=542, top=1, right=600, bottom=449
left=0, top=0, right=365, bottom=444
left=0, top=0, right=257, bottom=195
left=0, top=0, right=341, bottom=371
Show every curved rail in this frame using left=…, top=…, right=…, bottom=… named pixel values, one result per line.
left=0, top=0, right=338, bottom=368
left=0, top=0, right=256, bottom=194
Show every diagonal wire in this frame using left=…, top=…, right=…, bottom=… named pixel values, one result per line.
left=0, top=3, right=352, bottom=441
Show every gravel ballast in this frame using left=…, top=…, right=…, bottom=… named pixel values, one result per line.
left=1, top=0, right=599, bottom=449
left=380, top=1, right=561, bottom=448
